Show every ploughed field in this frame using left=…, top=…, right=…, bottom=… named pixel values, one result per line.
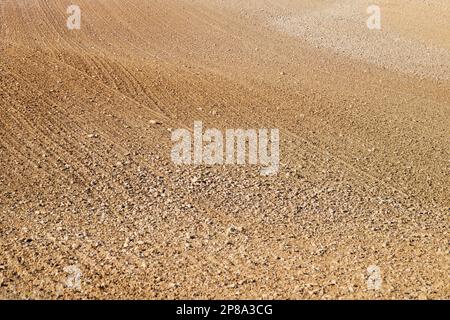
left=0, top=0, right=448, bottom=299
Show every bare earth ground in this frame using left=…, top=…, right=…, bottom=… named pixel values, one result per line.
left=0, top=0, right=449, bottom=299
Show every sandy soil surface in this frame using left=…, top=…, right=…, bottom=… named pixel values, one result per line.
left=0, top=0, right=448, bottom=299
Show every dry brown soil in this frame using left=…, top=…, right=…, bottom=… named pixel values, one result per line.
left=0, top=0, right=449, bottom=299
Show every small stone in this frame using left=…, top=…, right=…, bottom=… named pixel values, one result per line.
left=226, top=226, right=237, bottom=236
left=191, top=176, right=199, bottom=184
left=186, top=233, right=196, bottom=239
